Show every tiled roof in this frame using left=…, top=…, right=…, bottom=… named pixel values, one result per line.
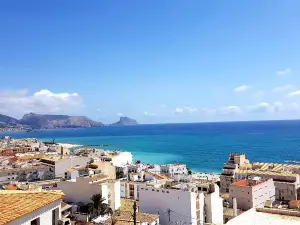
left=236, top=169, right=297, bottom=178
left=120, top=198, right=139, bottom=213
left=0, top=165, right=50, bottom=173
left=104, top=211, right=159, bottom=224
left=0, top=190, right=63, bottom=225
left=231, top=179, right=264, bottom=187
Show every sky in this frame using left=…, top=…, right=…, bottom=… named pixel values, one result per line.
left=0, top=0, right=300, bottom=124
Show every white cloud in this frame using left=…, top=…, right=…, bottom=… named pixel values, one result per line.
left=117, top=112, right=123, bottom=116
left=277, top=68, right=291, bottom=76
left=0, top=89, right=83, bottom=117
left=245, top=102, right=271, bottom=113
left=173, top=107, right=198, bottom=114
left=143, top=111, right=157, bottom=117
left=234, top=85, right=252, bottom=93
left=173, top=108, right=184, bottom=114
left=287, top=90, right=300, bottom=97
left=273, top=84, right=295, bottom=93
left=96, top=108, right=101, bottom=111
left=219, top=106, right=242, bottom=115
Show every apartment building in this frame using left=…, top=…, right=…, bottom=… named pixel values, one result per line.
left=229, top=177, right=275, bottom=211
left=235, top=169, right=300, bottom=201
left=41, top=155, right=92, bottom=178
left=161, top=163, right=188, bottom=176
left=58, top=174, right=121, bottom=210
left=120, top=171, right=168, bottom=200
left=0, top=190, right=63, bottom=225
left=139, top=184, right=223, bottom=225
left=0, top=165, right=54, bottom=184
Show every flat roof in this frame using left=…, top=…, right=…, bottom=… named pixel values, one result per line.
left=226, top=208, right=300, bottom=225
left=0, top=190, right=63, bottom=225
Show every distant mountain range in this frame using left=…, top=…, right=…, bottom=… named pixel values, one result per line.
left=0, top=113, right=138, bottom=130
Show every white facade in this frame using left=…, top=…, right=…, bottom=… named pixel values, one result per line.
left=139, top=187, right=203, bottom=225
left=0, top=166, right=54, bottom=184
left=161, top=164, right=188, bottom=176
left=7, top=199, right=61, bottom=225
left=55, top=156, right=92, bottom=178
left=204, top=185, right=224, bottom=224
left=139, top=184, right=223, bottom=225
left=229, top=178, right=276, bottom=211
left=57, top=176, right=120, bottom=210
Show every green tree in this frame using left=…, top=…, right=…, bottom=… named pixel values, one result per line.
left=87, top=194, right=113, bottom=219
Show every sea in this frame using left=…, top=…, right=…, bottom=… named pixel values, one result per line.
left=1, top=120, right=300, bottom=173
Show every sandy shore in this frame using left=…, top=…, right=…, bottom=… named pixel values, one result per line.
left=57, top=143, right=82, bottom=148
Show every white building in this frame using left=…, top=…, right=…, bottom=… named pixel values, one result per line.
left=139, top=184, right=223, bottom=225
left=57, top=174, right=121, bottom=210
left=0, top=190, right=64, bottom=225
left=235, top=170, right=300, bottom=201
left=0, top=165, right=54, bottom=184
left=161, top=163, right=188, bottom=176
left=120, top=173, right=167, bottom=200
left=41, top=156, right=92, bottom=178
left=229, top=177, right=275, bottom=211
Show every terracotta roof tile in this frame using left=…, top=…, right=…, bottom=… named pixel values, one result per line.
left=0, top=190, right=63, bottom=224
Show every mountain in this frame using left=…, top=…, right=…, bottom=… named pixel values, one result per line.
left=0, top=114, right=31, bottom=131
left=20, top=113, right=104, bottom=129
left=0, top=114, right=20, bottom=124
left=111, top=116, right=138, bottom=126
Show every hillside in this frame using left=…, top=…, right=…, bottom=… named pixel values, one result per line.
left=111, top=116, right=138, bottom=126
left=0, top=114, right=20, bottom=124
left=20, top=113, right=104, bottom=129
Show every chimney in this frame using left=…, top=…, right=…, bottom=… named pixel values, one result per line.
left=233, top=198, right=238, bottom=217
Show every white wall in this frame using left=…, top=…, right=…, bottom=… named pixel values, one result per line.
left=114, top=181, right=121, bottom=209
left=55, top=157, right=91, bottom=178
left=57, top=177, right=108, bottom=205
left=139, top=187, right=201, bottom=225
left=7, top=199, right=61, bottom=225
left=205, top=186, right=223, bottom=224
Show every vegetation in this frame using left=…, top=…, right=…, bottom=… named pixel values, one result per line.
left=87, top=193, right=113, bottom=219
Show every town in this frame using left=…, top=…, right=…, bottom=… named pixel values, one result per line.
left=1, top=136, right=300, bottom=225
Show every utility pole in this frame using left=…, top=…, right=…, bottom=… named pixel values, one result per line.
left=167, top=208, right=171, bottom=224
left=133, top=200, right=137, bottom=225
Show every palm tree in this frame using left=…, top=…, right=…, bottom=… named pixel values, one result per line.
left=87, top=193, right=113, bottom=219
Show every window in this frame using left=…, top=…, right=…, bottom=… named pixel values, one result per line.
left=31, top=218, right=40, bottom=225
left=248, top=192, right=249, bottom=194
left=52, top=209, right=56, bottom=225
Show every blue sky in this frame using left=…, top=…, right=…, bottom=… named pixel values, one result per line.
left=1, top=0, right=300, bottom=123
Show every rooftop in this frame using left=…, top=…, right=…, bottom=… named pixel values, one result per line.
left=231, top=179, right=265, bottom=188
left=104, top=211, right=159, bottom=225
left=226, top=208, right=300, bottom=225
left=0, top=165, right=50, bottom=173
left=120, top=198, right=139, bottom=213
left=0, top=190, right=63, bottom=225
left=85, top=174, right=108, bottom=181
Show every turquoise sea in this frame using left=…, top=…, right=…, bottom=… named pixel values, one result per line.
left=2, top=120, right=300, bottom=173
